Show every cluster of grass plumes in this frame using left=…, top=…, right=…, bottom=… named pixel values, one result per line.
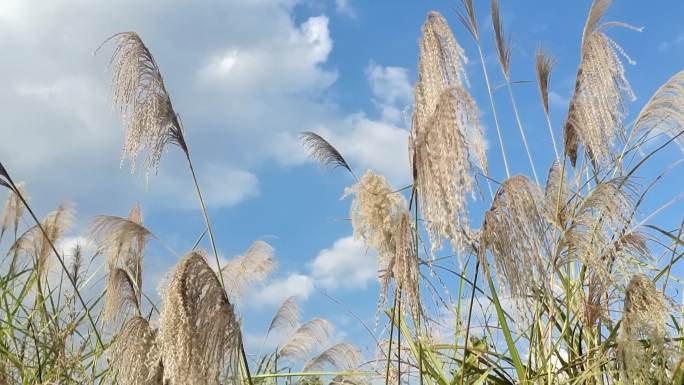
left=2, top=1, right=684, bottom=384
left=301, top=1, right=684, bottom=384
left=0, top=29, right=369, bottom=385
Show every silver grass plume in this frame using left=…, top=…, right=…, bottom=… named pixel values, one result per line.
left=303, top=343, right=362, bottom=372
left=412, top=87, right=484, bottom=253
left=347, top=170, right=407, bottom=260
left=221, top=240, right=276, bottom=302
left=634, top=70, right=684, bottom=153
left=455, top=0, right=478, bottom=42
left=481, top=175, right=550, bottom=300
left=410, top=12, right=486, bottom=252
left=160, top=251, right=240, bottom=385
left=91, top=205, right=151, bottom=322
left=491, top=0, right=511, bottom=79
left=268, top=296, right=300, bottom=334
left=90, top=205, right=151, bottom=287
left=109, top=316, right=163, bottom=385
left=103, top=267, right=139, bottom=326
left=565, top=177, right=641, bottom=281
left=618, top=274, right=668, bottom=384
left=105, top=32, right=187, bottom=174
left=564, top=0, right=637, bottom=166
left=379, top=212, right=422, bottom=321
left=10, top=203, right=73, bottom=279
left=0, top=181, right=26, bottom=243
left=535, top=48, right=555, bottom=116
left=300, top=132, right=354, bottom=176
left=68, top=244, right=83, bottom=288
left=544, top=161, right=569, bottom=228
left=278, top=318, right=333, bottom=361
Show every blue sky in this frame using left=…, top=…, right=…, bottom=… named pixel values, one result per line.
left=1, top=0, right=684, bottom=364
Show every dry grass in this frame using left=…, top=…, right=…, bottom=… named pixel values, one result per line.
left=1, top=1, right=684, bottom=385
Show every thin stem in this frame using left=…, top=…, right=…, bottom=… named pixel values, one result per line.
left=544, top=112, right=561, bottom=161
left=505, top=80, right=539, bottom=184
left=460, top=260, right=479, bottom=385
left=184, top=150, right=254, bottom=385
left=476, top=44, right=511, bottom=178
left=384, top=294, right=398, bottom=385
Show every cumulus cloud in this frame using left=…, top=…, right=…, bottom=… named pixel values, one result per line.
left=251, top=273, right=315, bottom=307
left=310, top=236, right=376, bottom=289
left=0, top=0, right=338, bottom=218
left=366, top=64, right=413, bottom=124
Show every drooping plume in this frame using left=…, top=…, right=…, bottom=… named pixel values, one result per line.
left=91, top=205, right=151, bottom=323
left=103, top=267, right=139, bottom=326
left=90, top=205, right=151, bottom=286
left=379, top=212, right=422, bottom=320
left=109, top=317, right=163, bottom=385
left=278, top=318, right=333, bottom=361
left=565, top=177, right=642, bottom=280
left=0, top=182, right=27, bottom=243
left=634, top=70, right=684, bottom=153
left=563, top=0, right=637, bottom=166
left=481, top=175, right=549, bottom=299
left=618, top=274, right=668, bottom=384
left=160, top=251, right=239, bottom=385
left=268, top=296, right=300, bottom=335
left=410, top=12, right=486, bottom=253
left=303, top=343, right=362, bottom=372
left=300, top=132, right=354, bottom=176
left=10, top=203, right=73, bottom=279
left=221, top=240, right=276, bottom=302
left=347, top=170, right=407, bottom=259
left=105, top=32, right=187, bottom=174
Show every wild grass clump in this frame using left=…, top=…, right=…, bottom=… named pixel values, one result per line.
left=1, top=0, right=684, bottom=384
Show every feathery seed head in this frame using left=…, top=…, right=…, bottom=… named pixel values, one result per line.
left=0, top=181, right=27, bottom=243
left=618, top=274, right=669, bottom=383
left=564, top=0, right=636, bottom=166
left=278, top=318, right=333, bottom=361
left=10, top=203, right=73, bottom=279
left=347, top=170, right=407, bottom=258
left=482, top=175, right=549, bottom=299
left=634, top=70, right=684, bottom=153
left=410, top=12, right=486, bottom=253
left=106, top=32, right=187, bottom=174
left=222, top=240, right=276, bottom=302
left=535, top=48, right=555, bottom=116
left=160, top=251, right=240, bottom=385
left=110, top=316, right=163, bottom=385
left=268, top=296, right=300, bottom=335
left=303, top=343, right=362, bottom=372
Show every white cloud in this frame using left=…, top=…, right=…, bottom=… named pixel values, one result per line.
left=197, top=15, right=336, bottom=95
left=251, top=273, right=315, bottom=306
left=152, top=164, right=259, bottom=210
left=310, top=236, right=376, bottom=289
left=366, top=64, right=413, bottom=124
left=0, top=0, right=339, bottom=218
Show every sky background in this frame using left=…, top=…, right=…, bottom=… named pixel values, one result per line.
left=1, top=0, right=684, bottom=366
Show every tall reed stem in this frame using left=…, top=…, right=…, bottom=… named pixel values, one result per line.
left=476, top=45, right=511, bottom=179
left=184, top=150, right=254, bottom=385
left=544, top=112, right=560, bottom=161
left=505, top=81, right=540, bottom=184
